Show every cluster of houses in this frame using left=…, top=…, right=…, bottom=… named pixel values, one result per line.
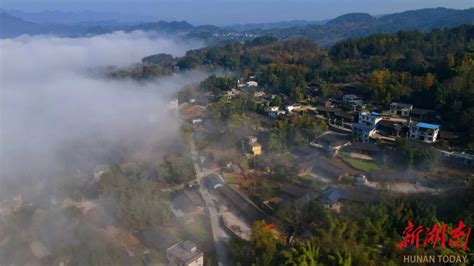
left=261, top=90, right=442, bottom=145
left=222, top=77, right=262, bottom=100
left=351, top=102, right=441, bottom=144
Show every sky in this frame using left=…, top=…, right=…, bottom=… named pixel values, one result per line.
left=0, top=0, right=472, bottom=25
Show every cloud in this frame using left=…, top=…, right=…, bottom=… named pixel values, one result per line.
left=0, top=31, right=204, bottom=199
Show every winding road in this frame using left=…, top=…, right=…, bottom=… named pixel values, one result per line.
left=189, top=134, right=231, bottom=266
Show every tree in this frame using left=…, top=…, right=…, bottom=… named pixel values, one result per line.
left=282, top=240, right=320, bottom=266
left=161, top=154, right=196, bottom=184
left=271, top=95, right=283, bottom=106
left=99, top=169, right=172, bottom=231
left=251, top=220, right=282, bottom=266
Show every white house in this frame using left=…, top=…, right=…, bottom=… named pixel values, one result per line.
left=167, top=240, right=204, bottom=266
left=223, top=88, right=240, bottom=99
left=409, top=122, right=440, bottom=143
left=246, top=81, right=258, bottom=87
left=358, top=112, right=382, bottom=127
left=268, top=106, right=285, bottom=119
left=285, top=104, right=302, bottom=114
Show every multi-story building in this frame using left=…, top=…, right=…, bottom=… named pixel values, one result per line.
left=409, top=122, right=440, bottom=143
left=352, top=112, right=381, bottom=143
left=358, top=112, right=382, bottom=127
left=389, top=102, right=413, bottom=117
left=352, top=123, right=377, bottom=143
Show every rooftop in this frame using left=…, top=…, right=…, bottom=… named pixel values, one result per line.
left=343, top=94, right=359, bottom=100
left=171, top=189, right=204, bottom=213
left=377, top=120, right=404, bottom=130
left=411, top=108, right=438, bottom=115
left=324, top=187, right=348, bottom=204
left=204, top=175, right=224, bottom=189
left=352, top=123, right=375, bottom=131
left=390, top=102, right=413, bottom=108
left=415, top=122, right=439, bottom=130
left=167, top=240, right=203, bottom=264
left=335, top=111, right=355, bottom=120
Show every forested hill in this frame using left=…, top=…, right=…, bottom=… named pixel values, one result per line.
left=1, top=7, right=473, bottom=45
left=252, top=8, right=474, bottom=45
left=171, top=25, right=474, bottom=148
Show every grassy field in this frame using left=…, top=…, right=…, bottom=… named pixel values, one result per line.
left=339, top=152, right=380, bottom=172
left=223, top=174, right=240, bottom=184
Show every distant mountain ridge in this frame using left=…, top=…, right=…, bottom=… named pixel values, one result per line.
left=326, top=13, right=377, bottom=26
left=225, top=19, right=329, bottom=31
left=0, top=9, right=155, bottom=25
left=249, top=7, right=474, bottom=45
left=0, top=13, right=43, bottom=38
left=1, top=7, right=473, bottom=46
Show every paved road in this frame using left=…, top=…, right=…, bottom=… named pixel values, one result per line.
left=189, top=134, right=231, bottom=266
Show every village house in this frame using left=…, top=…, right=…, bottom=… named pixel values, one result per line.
left=312, top=133, right=350, bottom=155
left=333, top=110, right=357, bottom=124
left=376, top=120, right=408, bottom=138
left=342, top=94, right=360, bottom=104
left=246, top=81, right=258, bottom=87
left=285, top=103, right=303, bottom=114
left=241, top=136, right=262, bottom=156
left=166, top=240, right=204, bottom=266
left=268, top=106, right=285, bottom=119
left=322, top=187, right=348, bottom=210
left=409, top=122, right=440, bottom=143
left=315, top=106, right=340, bottom=118
left=358, top=112, right=382, bottom=127
left=352, top=123, right=377, bottom=143
left=204, top=175, right=224, bottom=190
left=222, top=88, right=240, bottom=99
left=352, top=112, right=381, bottom=143
left=410, top=108, right=441, bottom=123
left=389, top=102, right=413, bottom=117
left=342, top=94, right=365, bottom=111
left=171, top=188, right=205, bottom=215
